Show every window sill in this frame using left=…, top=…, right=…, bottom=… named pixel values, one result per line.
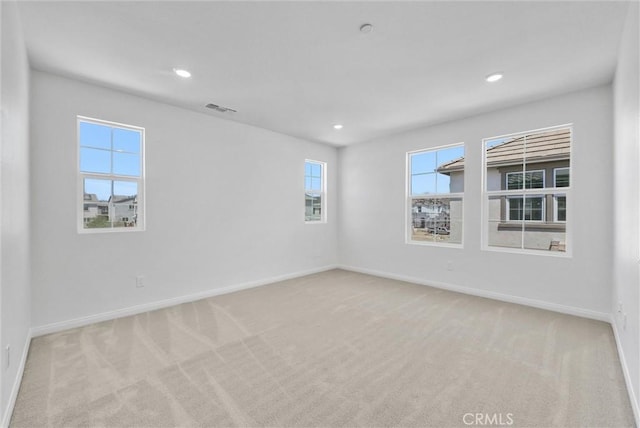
left=79, top=227, right=145, bottom=234
left=482, top=245, right=571, bottom=258
left=407, top=240, right=463, bottom=249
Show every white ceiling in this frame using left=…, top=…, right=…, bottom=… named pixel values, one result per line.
left=17, top=1, right=630, bottom=146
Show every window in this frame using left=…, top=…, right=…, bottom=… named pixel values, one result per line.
left=554, top=167, right=570, bottom=187
left=305, top=160, right=326, bottom=222
left=78, top=117, right=144, bottom=232
left=553, top=168, right=569, bottom=223
left=407, top=143, right=464, bottom=245
left=554, top=196, right=567, bottom=222
left=483, top=125, right=571, bottom=254
left=507, top=196, right=544, bottom=221
left=506, top=170, right=544, bottom=190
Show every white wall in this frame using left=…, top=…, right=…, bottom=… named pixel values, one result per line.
left=30, top=71, right=338, bottom=329
left=0, top=0, right=32, bottom=423
left=612, top=1, right=640, bottom=419
left=339, top=85, right=613, bottom=317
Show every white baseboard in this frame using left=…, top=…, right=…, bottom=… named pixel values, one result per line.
left=338, top=265, right=610, bottom=322
left=13, top=265, right=639, bottom=427
left=32, top=265, right=338, bottom=337
left=1, top=328, right=32, bottom=428
left=610, top=315, right=640, bottom=427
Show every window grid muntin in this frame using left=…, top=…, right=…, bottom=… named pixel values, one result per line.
left=553, top=168, right=569, bottom=223
left=506, top=170, right=545, bottom=190
left=78, top=116, right=144, bottom=233
left=407, top=143, right=464, bottom=246
left=506, top=195, right=545, bottom=222
left=305, top=159, right=326, bottom=223
left=482, top=124, right=571, bottom=255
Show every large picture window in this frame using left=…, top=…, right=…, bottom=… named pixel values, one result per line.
left=407, top=143, right=464, bottom=245
left=483, top=125, right=571, bottom=254
left=305, top=160, right=326, bottom=222
left=78, top=117, right=144, bottom=232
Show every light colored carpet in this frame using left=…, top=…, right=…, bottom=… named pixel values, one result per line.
left=11, top=269, right=634, bottom=427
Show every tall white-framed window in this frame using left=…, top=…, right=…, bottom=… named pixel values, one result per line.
left=305, top=159, right=326, bottom=223
left=483, top=125, right=571, bottom=254
left=407, top=143, right=464, bottom=246
left=78, top=116, right=145, bottom=233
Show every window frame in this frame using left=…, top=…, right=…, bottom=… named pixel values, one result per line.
left=481, top=124, right=572, bottom=257
left=506, top=195, right=545, bottom=222
left=77, top=116, right=145, bottom=234
left=304, top=159, right=327, bottom=224
left=553, top=167, right=570, bottom=188
left=406, top=142, right=465, bottom=248
left=553, top=194, right=567, bottom=223
left=505, top=169, right=545, bottom=190
left=553, top=167, right=569, bottom=223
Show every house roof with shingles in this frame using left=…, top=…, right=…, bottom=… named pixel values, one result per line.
left=108, top=195, right=137, bottom=203
left=437, top=128, right=571, bottom=173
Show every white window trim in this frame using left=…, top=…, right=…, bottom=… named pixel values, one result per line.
left=77, top=116, right=145, bottom=234
left=552, top=167, right=570, bottom=223
left=406, top=143, right=465, bottom=248
left=304, top=159, right=327, bottom=224
left=553, top=167, right=570, bottom=187
left=506, top=194, right=546, bottom=222
left=481, top=124, right=572, bottom=257
left=553, top=194, right=567, bottom=223
left=505, top=169, right=545, bottom=190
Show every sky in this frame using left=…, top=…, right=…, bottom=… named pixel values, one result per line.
left=80, top=121, right=141, bottom=201
left=410, top=140, right=512, bottom=194
left=410, top=145, right=464, bottom=194
left=485, top=138, right=507, bottom=149
left=305, top=161, right=322, bottom=192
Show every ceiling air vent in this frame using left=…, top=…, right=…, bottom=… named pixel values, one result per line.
left=205, top=103, right=237, bottom=113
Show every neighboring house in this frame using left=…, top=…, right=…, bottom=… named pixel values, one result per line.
left=82, top=193, right=108, bottom=225
left=438, top=128, right=570, bottom=250
left=412, top=199, right=450, bottom=228
left=108, top=195, right=138, bottom=226
left=305, top=192, right=322, bottom=220
left=83, top=193, right=137, bottom=227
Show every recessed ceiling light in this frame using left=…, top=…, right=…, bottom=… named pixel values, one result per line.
left=486, top=72, right=503, bottom=83
left=360, top=23, right=373, bottom=34
left=173, top=68, right=191, bottom=78
left=333, top=124, right=343, bottom=130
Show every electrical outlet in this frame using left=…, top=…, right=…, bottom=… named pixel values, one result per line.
left=446, top=261, right=453, bottom=271
left=136, top=275, right=145, bottom=288
left=5, top=345, right=10, bottom=369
